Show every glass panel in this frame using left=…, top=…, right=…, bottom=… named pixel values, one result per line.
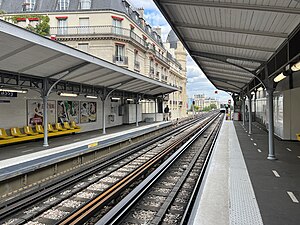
left=80, top=0, right=91, bottom=9
left=112, top=19, right=122, bottom=35
left=57, top=19, right=67, bottom=35
left=57, top=0, right=69, bottom=10
left=115, top=45, right=124, bottom=61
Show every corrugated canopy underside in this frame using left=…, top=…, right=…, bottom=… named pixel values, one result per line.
left=0, top=20, right=177, bottom=96
left=154, top=0, right=300, bottom=93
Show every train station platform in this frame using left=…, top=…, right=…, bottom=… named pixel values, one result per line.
left=190, top=120, right=300, bottom=225
left=0, top=121, right=172, bottom=182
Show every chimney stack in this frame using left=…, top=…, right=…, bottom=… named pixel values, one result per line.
left=153, top=27, right=162, bottom=36
left=138, top=8, right=144, bottom=19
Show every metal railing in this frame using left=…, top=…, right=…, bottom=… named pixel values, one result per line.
left=113, top=55, right=128, bottom=65
left=50, top=25, right=148, bottom=48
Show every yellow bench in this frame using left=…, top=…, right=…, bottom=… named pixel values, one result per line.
left=63, top=122, right=74, bottom=130
left=11, top=127, right=27, bottom=137
left=48, top=123, right=59, bottom=133
left=0, top=128, right=14, bottom=139
left=35, top=125, right=44, bottom=134
left=24, top=126, right=39, bottom=136
left=55, top=123, right=67, bottom=131
left=71, top=121, right=80, bottom=129
left=0, top=123, right=80, bottom=146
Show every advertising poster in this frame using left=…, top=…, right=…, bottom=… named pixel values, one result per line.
left=57, top=101, right=79, bottom=123
left=27, top=100, right=56, bottom=125
left=80, top=102, right=97, bottom=123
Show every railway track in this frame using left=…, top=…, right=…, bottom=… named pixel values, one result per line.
left=95, top=113, right=223, bottom=225
left=0, top=113, right=217, bottom=225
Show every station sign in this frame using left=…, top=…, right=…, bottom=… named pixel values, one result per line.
left=0, top=91, right=17, bottom=97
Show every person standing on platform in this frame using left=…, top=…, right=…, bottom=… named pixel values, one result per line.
left=164, top=105, right=170, bottom=121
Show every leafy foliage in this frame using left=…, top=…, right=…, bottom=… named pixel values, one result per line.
left=6, top=14, right=50, bottom=36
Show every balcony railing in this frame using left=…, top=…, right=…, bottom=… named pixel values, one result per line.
left=134, top=60, right=140, bottom=71
left=50, top=25, right=148, bottom=48
left=113, top=55, right=128, bottom=66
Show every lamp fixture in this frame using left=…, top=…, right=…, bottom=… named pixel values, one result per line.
left=111, top=97, right=121, bottom=101
left=0, top=88, right=28, bottom=93
left=291, top=61, right=300, bottom=72
left=126, top=98, right=134, bottom=101
left=273, top=72, right=286, bottom=83
left=85, top=95, right=98, bottom=99
left=58, top=92, right=78, bottom=97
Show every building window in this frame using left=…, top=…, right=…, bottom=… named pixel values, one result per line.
left=112, top=17, right=123, bottom=35
left=79, top=0, right=91, bottom=9
left=57, top=0, right=69, bottom=10
left=78, top=43, right=89, bottom=53
left=57, top=18, right=68, bottom=35
left=79, top=17, right=89, bottom=34
left=22, top=0, right=36, bottom=11
left=115, top=44, right=125, bottom=62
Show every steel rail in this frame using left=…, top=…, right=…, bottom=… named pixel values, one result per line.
left=0, top=115, right=207, bottom=221
left=58, top=114, right=218, bottom=225
left=96, top=113, right=221, bottom=225
left=180, top=116, right=223, bottom=224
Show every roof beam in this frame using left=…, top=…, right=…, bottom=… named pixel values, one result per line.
left=185, top=38, right=276, bottom=53
left=80, top=71, right=117, bottom=83
left=203, top=67, right=252, bottom=78
left=175, top=22, right=288, bottom=38
left=191, top=51, right=265, bottom=64
left=204, top=71, right=252, bottom=81
left=208, top=74, right=250, bottom=84
left=211, top=80, right=244, bottom=91
left=161, top=0, right=300, bottom=15
left=199, top=58, right=258, bottom=70
left=19, top=53, right=65, bottom=73
left=0, top=43, right=35, bottom=62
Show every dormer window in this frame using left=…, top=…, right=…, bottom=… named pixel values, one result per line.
left=79, top=0, right=91, bottom=10
left=22, top=0, right=35, bottom=11
left=57, top=0, right=69, bottom=10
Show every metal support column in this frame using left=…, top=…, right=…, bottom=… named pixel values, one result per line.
left=42, top=95, right=49, bottom=147
left=154, top=98, right=157, bottom=122
left=267, top=89, right=276, bottom=160
left=248, top=96, right=252, bottom=134
left=102, top=99, right=106, bottom=134
left=242, top=95, right=245, bottom=126
left=253, top=91, right=257, bottom=122
left=135, top=95, right=139, bottom=127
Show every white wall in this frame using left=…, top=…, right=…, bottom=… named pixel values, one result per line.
left=254, top=87, right=300, bottom=140
left=0, top=90, right=126, bottom=133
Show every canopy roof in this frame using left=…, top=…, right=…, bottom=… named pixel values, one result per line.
left=154, top=0, right=300, bottom=93
left=0, top=20, right=177, bottom=96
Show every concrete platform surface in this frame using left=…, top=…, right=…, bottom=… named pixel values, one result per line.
left=190, top=120, right=300, bottom=225
left=0, top=121, right=171, bottom=181
left=189, top=120, right=263, bottom=225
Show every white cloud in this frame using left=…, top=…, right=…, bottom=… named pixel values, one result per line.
left=128, top=0, right=158, bottom=11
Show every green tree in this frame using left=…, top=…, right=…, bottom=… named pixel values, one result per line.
left=210, top=103, right=217, bottom=109
left=202, top=106, right=211, bottom=112
left=8, top=15, right=50, bottom=36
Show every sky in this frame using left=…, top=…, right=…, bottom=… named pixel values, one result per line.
left=130, top=0, right=231, bottom=103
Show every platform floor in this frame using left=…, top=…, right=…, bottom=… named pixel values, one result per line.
left=0, top=121, right=171, bottom=181
left=190, top=120, right=300, bottom=225
left=0, top=122, right=166, bottom=160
